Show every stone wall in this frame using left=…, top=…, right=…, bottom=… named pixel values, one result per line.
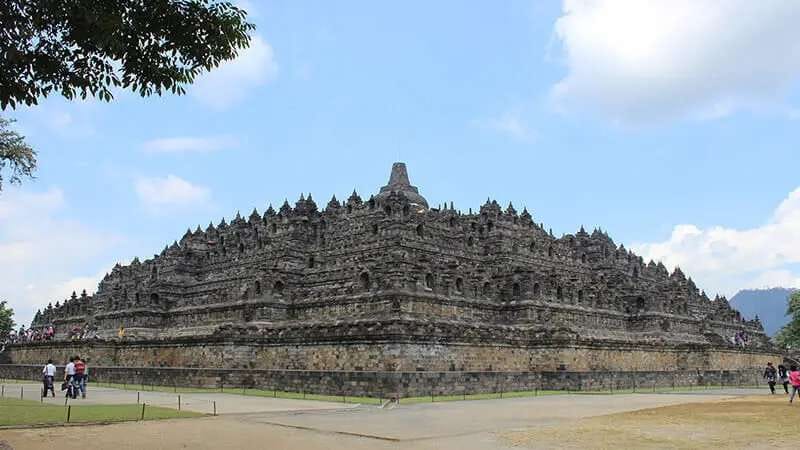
left=0, top=363, right=767, bottom=398
left=4, top=338, right=781, bottom=373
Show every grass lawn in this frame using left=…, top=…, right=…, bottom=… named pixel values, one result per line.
left=90, top=382, right=571, bottom=404
left=0, top=398, right=202, bottom=427
left=2, top=378, right=767, bottom=407
left=86, top=381, right=384, bottom=405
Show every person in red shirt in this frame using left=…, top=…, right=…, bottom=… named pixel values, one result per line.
left=73, top=356, right=86, bottom=399
left=789, top=365, right=800, bottom=404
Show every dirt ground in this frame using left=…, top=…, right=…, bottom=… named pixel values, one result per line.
left=503, top=395, right=800, bottom=449
left=1, top=390, right=798, bottom=450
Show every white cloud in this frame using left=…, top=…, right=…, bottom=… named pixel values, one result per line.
left=0, top=188, right=120, bottom=327
left=45, top=271, right=107, bottom=301
left=552, top=0, right=800, bottom=123
left=473, top=113, right=535, bottom=142
left=191, top=35, right=278, bottom=108
left=14, top=99, right=97, bottom=140
left=142, top=136, right=239, bottom=153
left=632, top=187, right=800, bottom=297
left=135, top=175, right=211, bottom=212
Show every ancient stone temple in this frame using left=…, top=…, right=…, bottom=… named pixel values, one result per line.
left=5, top=163, right=780, bottom=396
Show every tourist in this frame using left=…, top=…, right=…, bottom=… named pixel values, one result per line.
left=42, top=359, right=56, bottom=398
left=778, top=364, right=790, bottom=395
left=763, top=362, right=777, bottom=394
left=64, top=356, right=77, bottom=399
left=74, top=356, right=87, bottom=399
left=789, top=365, right=800, bottom=404
left=80, top=358, right=89, bottom=398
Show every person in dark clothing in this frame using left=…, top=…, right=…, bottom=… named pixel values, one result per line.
left=763, top=362, right=777, bottom=394
left=41, top=359, right=56, bottom=398
left=778, top=364, right=790, bottom=394
left=64, top=356, right=76, bottom=399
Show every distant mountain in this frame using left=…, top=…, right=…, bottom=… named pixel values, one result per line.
left=729, top=288, right=796, bottom=336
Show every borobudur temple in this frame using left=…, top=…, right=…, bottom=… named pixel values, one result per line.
left=4, top=163, right=780, bottom=396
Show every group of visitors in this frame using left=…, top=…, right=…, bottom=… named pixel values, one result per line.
left=41, top=356, right=88, bottom=399
left=10, top=322, right=101, bottom=344
left=7, top=325, right=55, bottom=343
left=68, top=323, right=98, bottom=341
left=732, top=330, right=750, bottom=347
left=763, top=362, right=800, bottom=403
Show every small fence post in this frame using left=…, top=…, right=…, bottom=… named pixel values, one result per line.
left=213, top=401, right=216, bottom=416
left=66, top=405, right=71, bottom=423
left=178, top=395, right=181, bottom=411
left=1, top=385, right=4, bottom=397
left=137, top=391, right=140, bottom=404
left=140, top=403, right=146, bottom=421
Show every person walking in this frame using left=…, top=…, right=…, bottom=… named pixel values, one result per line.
left=41, top=359, right=56, bottom=398
left=64, top=356, right=77, bottom=399
left=789, top=365, right=800, bottom=404
left=763, top=362, right=777, bottom=394
left=778, top=364, right=790, bottom=395
left=74, top=356, right=87, bottom=399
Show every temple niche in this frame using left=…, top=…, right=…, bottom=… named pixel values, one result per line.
left=30, top=162, right=768, bottom=353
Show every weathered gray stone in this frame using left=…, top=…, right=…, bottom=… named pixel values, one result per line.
left=7, top=162, right=779, bottom=395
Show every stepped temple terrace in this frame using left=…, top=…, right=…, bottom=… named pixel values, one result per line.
left=2, top=163, right=780, bottom=396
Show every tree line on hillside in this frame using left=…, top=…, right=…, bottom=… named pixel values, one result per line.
left=776, top=291, right=800, bottom=350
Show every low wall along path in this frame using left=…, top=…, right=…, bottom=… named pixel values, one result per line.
left=0, top=363, right=768, bottom=398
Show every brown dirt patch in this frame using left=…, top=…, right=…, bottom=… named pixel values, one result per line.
left=502, top=395, right=800, bottom=449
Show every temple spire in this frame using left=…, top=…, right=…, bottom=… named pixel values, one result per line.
left=375, top=162, right=428, bottom=210
left=387, top=162, right=411, bottom=187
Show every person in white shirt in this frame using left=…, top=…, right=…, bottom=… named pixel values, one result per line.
left=42, top=359, right=56, bottom=398
left=64, top=357, right=77, bottom=399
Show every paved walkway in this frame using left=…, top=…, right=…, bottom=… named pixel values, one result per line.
left=0, top=387, right=771, bottom=450
left=239, top=389, right=764, bottom=441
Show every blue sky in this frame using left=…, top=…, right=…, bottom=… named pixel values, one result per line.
left=2, top=0, right=800, bottom=326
